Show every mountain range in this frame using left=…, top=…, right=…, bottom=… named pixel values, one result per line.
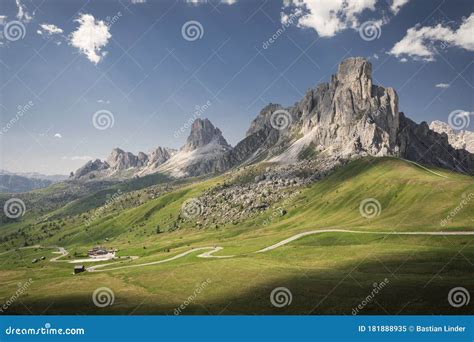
left=1, top=57, right=473, bottom=316
left=71, top=57, right=474, bottom=181
left=0, top=170, right=67, bottom=193
left=429, top=120, right=474, bottom=153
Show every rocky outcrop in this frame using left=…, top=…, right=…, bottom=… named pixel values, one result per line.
left=157, top=118, right=233, bottom=177
left=148, top=147, right=176, bottom=168
left=106, top=148, right=149, bottom=171
left=72, top=57, right=474, bottom=180
left=429, top=120, right=474, bottom=153
left=236, top=57, right=473, bottom=174
left=182, top=118, right=230, bottom=152
left=398, top=115, right=474, bottom=173
left=73, top=159, right=110, bottom=179
left=73, top=147, right=174, bottom=180
left=282, top=57, right=399, bottom=159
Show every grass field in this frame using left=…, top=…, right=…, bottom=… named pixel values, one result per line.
left=0, top=157, right=473, bottom=315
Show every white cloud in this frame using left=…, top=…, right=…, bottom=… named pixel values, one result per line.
left=69, top=14, right=111, bottom=64
left=399, top=57, right=408, bottom=63
left=282, top=0, right=378, bottom=37
left=16, top=0, right=33, bottom=23
left=97, top=99, right=110, bottom=104
left=130, top=0, right=146, bottom=3
left=389, top=13, right=474, bottom=61
left=390, top=0, right=410, bottom=14
left=54, top=133, right=62, bottom=138
left=435, top=83, right=450, bottom=88
left=38, top=23, right=63, bottom=35
left=372, top=53, right=379, bottom=59
left=0, top=15, right=7, bottom=25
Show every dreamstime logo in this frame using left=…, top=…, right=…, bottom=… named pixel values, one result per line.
left=92, top=287, right=115, bottom=307
left=359, top=198, right=381, bottom=219
left=174, top=278, right=212, bottom=315
left=181, top=198, right=203, bottom=219
left=352, top=278, right=390, bottom=315
left=0, top=101, right=34, bottom=136
left=3, top=21, right=26, bottom=41
left=270, top=287, right=292, bottom=308
left=270, top=109, right=292, bottom=130
left=173, top=100, right=212, bottom=138
left=262, top=191, right=300, bottom=227
left=448, top=287, right=470, bottom=308
left=105, top=11, right=122, bottom=28
left=359, top=21, right=381, bottom=41
left=374, top=102, right=390, bottom=117
left=181, top=21, right=204, bottom=41
left=84, top=190, right=122, bottom=227
left=0, top=278, right=33, bottom=313
left=92, top=110, right=115, bottom=130
left=262, top=11, right=303, bottom=49
left=448, top=110, right=471, bottom=130
left=440, top=192, right=473, bottom=227
left=3, top=198, right=26, bottom=219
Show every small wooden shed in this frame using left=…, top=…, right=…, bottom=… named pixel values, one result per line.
left=74, top=265, right=85, bottom=274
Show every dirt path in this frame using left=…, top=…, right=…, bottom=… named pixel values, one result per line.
left=50, top=247, right=68, bottom=262
left=254, top=229, right=474, bottom=253
left=84, top=229, right=474, bottom=272
left=87, top=248, right=214, bottom=272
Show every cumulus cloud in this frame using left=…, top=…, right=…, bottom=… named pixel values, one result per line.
left=282, top=0, right=379, bottom=37
left=390, top=0, right=410, bottom=14
left=130, top=0, right=146, bottom=3
left=54, top=133, right=62, bottom=138
left=69, top=14, right=111, bottom=64
left=37, top=23, right=63, bottom=35
left=389, top=13, right=474, bottom=61
left=435, top=83, right=450, bottom=88
left=16, top=0, right=33, bottom=23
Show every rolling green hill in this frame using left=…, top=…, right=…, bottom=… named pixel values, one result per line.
left=0, top=157, right=472, bottom=315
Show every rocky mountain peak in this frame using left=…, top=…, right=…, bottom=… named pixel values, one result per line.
left=71, top=57, right=474, bottom=180
left=106, top=148, right=148, bottom=171
left=183, top=118, right=230, bottom=151
left=429, top=120, right=474, bottom=153
left=148, top=147, right=176, bottom=167
left=336, top=57, right=372, bottom=84
left=73, top=159, right=109, bottom=179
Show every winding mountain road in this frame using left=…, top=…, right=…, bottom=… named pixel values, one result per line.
left=4, top=229, right=471, bottom=272
left=254, top=229, right=474, bottom=253
left=83, top=229, right=474, bottom=272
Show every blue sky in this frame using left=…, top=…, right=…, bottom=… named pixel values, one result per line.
left=0, top=0, right=473, bottom=174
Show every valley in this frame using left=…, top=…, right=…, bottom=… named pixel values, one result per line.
left=0, top=157, right=473, bottom=314
left=1, top=57, right=473, bottom=315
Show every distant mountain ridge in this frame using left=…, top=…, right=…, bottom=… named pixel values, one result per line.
left=72, top=118, right=231, bottom=180
left=429, top=120, right=474, bottom=153
left=72, top=57, right=474, bottom=181
left=0, top=170, right=67, bottom=193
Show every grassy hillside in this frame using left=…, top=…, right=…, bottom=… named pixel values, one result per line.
left=0, top=157, right=472, bottom=314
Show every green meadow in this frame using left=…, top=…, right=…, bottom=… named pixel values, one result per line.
left=0, top=158, right=473, bottom=314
